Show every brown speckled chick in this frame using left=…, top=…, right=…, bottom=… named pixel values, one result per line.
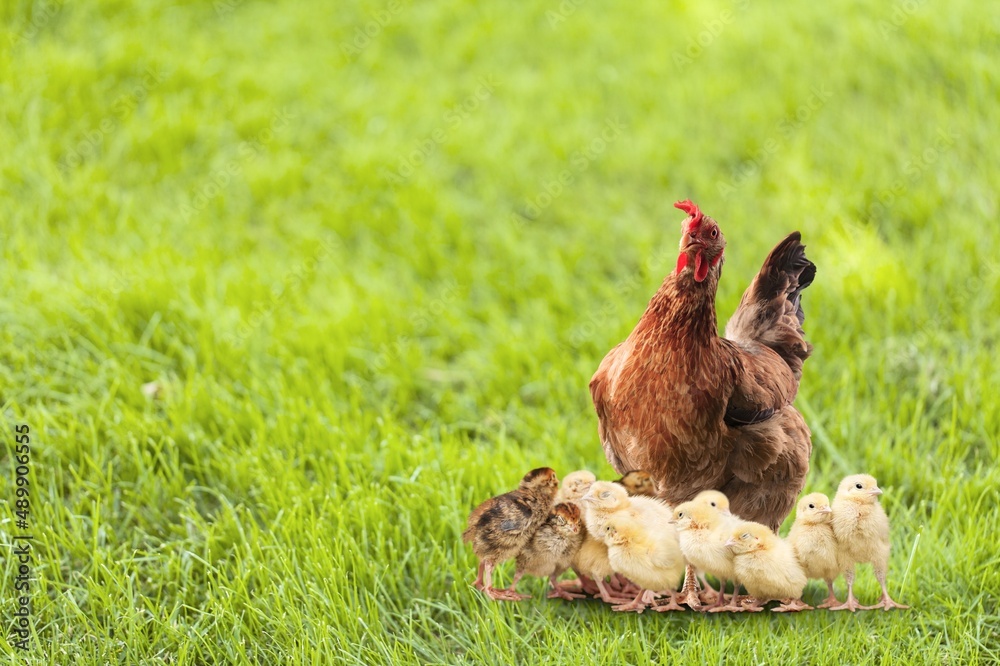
left=507, top=503, right=586, bottom=600
left=463, top=468, right=559, bottom=601
left=615, top=470, right=657, bottom=497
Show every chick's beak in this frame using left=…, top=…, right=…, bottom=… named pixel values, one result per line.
left=580, top=493, right=594, bottom=503
left=818, top=506, right=833, bottom=514
left=869, top=487, right=883, bottom=496
left=724, top=538, right=737, bottom=548
left=722, top=509, right=733, bottom=517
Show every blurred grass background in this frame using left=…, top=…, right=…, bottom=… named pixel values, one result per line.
left=1, top=0, right=999, bottom=662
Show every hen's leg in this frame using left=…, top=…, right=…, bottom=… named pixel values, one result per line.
left=548, top=574, right=587, bottom=601
left=829, top=568, right=864, bottom=612
left=678, top=565, right=702, bottom=609
left=867, top=563, right=909, bottom=610
left=816, top=579, right=840, bottom=609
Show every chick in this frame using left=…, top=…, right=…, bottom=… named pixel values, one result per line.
left=725, top=522, right=811, bottom=612
left=507, top=503, right=586, bottom=600
left=602, top=514, right=687, bottom=613
left=673, top=498, right=742, bottom=612
left=462, top=467, right=559, bottom=601
left=583, top=481, right=683, bottom=612
left=830, top=474, right=909, bottom=611
left=555, top=470, right=597, bottom=503
left=672, top=490, right=738, bottom=608
left=550, top=470, right=614, bottom=599
left=614, top=470, right=656, bottom=497
left=787, top=492, right=841, bottom=608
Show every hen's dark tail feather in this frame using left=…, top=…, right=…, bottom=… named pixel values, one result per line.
left=724, top=232, right=816, bottom=379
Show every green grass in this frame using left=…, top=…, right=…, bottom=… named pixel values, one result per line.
left=1, top=0, right=999, bottom=662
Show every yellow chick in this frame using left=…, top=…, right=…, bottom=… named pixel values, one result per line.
left=614, top=470, right=657, bottom=497
left=830, top=474, right=909, bottom=611
left=582, top=481, right=682, bottom=612
left=725, top=522, right=811, bottom=612
left=673, top=499, right=742, bottom=612
left=554, top=473, right=632, bottom=602
left=556, top=470, right=597, bottom=504
left=787, top=492, right=841, bottom=608
left=680, top=490, right=743, bottom=612
left=602, top=512, right=686, bottom=613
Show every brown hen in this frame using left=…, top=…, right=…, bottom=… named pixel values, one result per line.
left=590, top=200, right=816, bottom=531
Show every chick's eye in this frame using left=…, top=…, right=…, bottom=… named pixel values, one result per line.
left=855, top=483, right=863, bottom=489
left=601, top=492, right=610, bottom=499
left=741, top=533, right=749, bottom=540
left=808, top=504, right=814, bottom=509
left=710, top=501, right=716, bottom=507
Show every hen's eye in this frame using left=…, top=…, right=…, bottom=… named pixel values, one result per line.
left=855, top=483, right=863, bottom=489
left=710, top=227, right=718, bottom=238
left=808, top=504, right=815, bottom=509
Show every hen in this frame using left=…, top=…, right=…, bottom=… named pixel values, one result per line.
left=590, top=200, right=816, bottom=530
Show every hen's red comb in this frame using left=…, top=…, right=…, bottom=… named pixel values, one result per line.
left=674, top=199, right=704, bottom=232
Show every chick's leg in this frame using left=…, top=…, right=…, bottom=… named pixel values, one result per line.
left=772, top=598, right=813, bottom=612
left=678, top=565, right=702, bottom=609
left=704, top=579, right=728, bottom=611
left=697, top=574, right=719, bottom=605
left=505, top=571, right=525, bottom=595
left=483, top=561, right=528, bottom=601
left=868, top=563, right=909, bottom=611
left=816, top=579, right=840, bottom=609
left=611, top=588, right=651, bottom=613
left=472, top=562, right=486, bottom=591
left=558, top=569, right=596, bottom=595
left=709, top=580, right=746, bottom=613
left=653, top=591, right=686, bottom=612
left=829, top=567, right=864, bottom=612
left=595, top=578, right=635, bottom=605
left=547, top=574, right=587, bottom=601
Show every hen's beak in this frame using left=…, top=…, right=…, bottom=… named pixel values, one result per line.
left=869, top=487, right=883, bottom=497
left=818, top=506, right=833, bottom=514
